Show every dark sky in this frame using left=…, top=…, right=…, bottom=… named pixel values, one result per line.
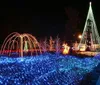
left=0, top=0, right=100, bottom=43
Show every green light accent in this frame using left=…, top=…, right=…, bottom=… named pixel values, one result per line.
left=24, top=41, right=28, bottom=52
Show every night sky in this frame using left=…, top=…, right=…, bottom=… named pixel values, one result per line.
left=0, top=0, right=100, bottom=44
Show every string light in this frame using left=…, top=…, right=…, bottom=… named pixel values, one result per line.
left=0, top=54, right=99, bottom=85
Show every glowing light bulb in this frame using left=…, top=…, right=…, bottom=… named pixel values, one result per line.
left=78, top=35, right=82, bottom=39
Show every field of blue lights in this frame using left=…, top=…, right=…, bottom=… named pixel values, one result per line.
left=0, top=53, right=100, bottom=85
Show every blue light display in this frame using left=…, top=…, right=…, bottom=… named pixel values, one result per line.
left=0, top=53, right=100, bottom=85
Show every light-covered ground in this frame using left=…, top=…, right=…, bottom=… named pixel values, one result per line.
left=0, top=53, right=100, bottom=85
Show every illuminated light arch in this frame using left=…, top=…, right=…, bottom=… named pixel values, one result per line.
left=0, top=32, right=42, bottom=57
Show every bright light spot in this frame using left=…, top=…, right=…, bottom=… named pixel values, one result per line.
left=62, top=43, right=70, bottom=55
left=78, top=35, right=82, bottom=39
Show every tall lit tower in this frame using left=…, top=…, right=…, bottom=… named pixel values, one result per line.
left=78, top=2, right=100, bottom=51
